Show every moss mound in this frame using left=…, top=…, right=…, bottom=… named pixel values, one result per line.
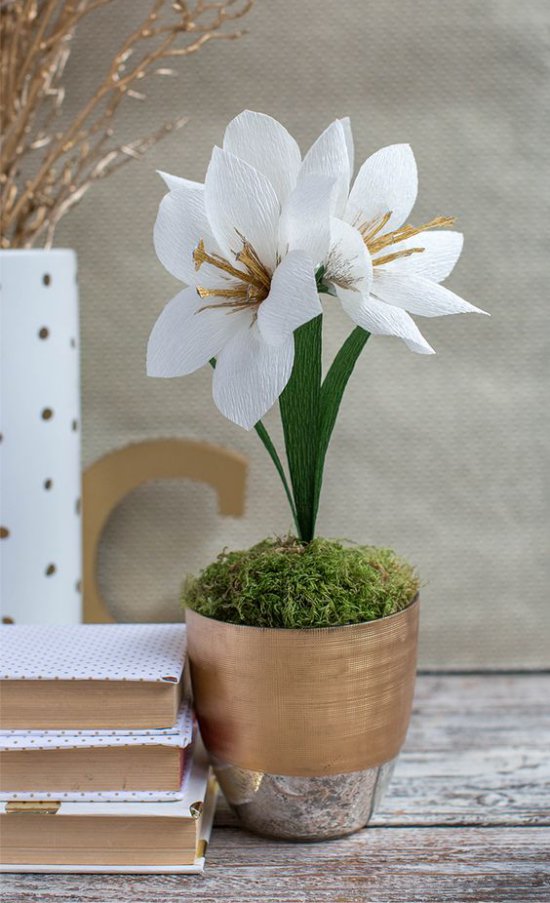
left=183, top=536, right=419, bottom=629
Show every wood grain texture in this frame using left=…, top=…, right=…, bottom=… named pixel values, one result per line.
left=373, top=673, right=550, bottom=827
left=3, top=829, right=549, bottom=903
left=2, top=674, right=549, bottom=902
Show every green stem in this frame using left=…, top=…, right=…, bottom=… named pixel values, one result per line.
left=253, top=420, right=299, bottom=534
left=279, top=315, right=323, bottom=542
left=313, top=326, right=370, bottom=519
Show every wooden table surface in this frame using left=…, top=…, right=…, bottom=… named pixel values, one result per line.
left=2, top=673, right=549, bottom=902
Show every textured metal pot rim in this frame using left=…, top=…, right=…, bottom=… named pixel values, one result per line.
left=185, top=592, right=419, bottom=635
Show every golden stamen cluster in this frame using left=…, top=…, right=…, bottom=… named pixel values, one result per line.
left=193, top=236, right=271, bottom=313
left=0, top=0, right=254, bottom=249
left=360, top=213, right=456, bottom=267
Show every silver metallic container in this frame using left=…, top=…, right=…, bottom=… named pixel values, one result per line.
left=213, top=757, right=397, bottom=841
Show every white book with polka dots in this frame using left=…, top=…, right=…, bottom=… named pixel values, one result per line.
left=0, top=624, right=187, bottom=730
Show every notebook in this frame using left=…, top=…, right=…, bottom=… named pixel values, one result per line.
left=0, top=704, right=194, bottom=797
left=0, top=739, right=217, bottom=873
left=0, top=624, right=186, bottom=729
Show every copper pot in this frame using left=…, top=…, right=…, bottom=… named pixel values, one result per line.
left=186, top=597, right=419, bottom=840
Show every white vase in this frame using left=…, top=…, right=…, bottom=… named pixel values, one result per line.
left=0, top=249, right=82, bottom=623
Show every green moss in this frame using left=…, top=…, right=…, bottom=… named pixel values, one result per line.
left=183, top=536, right=419, bottom=629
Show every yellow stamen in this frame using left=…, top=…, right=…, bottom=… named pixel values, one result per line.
left=196, top=286, right=248, bottom=300
left=372, top=247, right=424, bottom=267
left=193, top=239, right=257, bottom=286
left=236, top=237, right=271, bottom=293
left=359, top=211, right=392, bottom=245
left=194, top=235, right=272, bottom=312
left=366, top=215, right=455, bottom=257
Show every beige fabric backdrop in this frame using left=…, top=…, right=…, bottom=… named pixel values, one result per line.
left=57, top=0, right=550, bottom=666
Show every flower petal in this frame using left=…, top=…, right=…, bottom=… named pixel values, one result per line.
left=154, top=183, right=223, bottom=286
left=213, top=324, right=294, bottom=429
left=379, top=230, right=464, bottom=282
left=278, top=174, right=335, bottom=265
left=339, top=293, right=435, bottom=354
left=157, top=170, right=203, bottom=193
left=299, top=120, right=351, bottom=216
left=373, top=272, right=488, bottom=318
left=257, top=250, right=321, bottom=346
left=339, top=117, right=354, bottom=175
left=205, top=146, right=281, bottom=271
left=223, top=110, right=301, bottom=205
left=147, top=287, right=245, bottom=377
left=325, top=217, right=373, bottom=298
left=346, top=144, right=418, bottom=234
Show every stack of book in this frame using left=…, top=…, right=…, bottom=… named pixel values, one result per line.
left=0, top=624, right=216, bottom=873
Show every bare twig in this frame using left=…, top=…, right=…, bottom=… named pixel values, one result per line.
left=0, top=0, right=253, bottom=248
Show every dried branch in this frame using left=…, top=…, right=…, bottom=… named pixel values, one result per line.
left=0, top=0, right=254, bottom=248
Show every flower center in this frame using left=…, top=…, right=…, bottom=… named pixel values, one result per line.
left=193, top=236, right=271, bottom=313
left=359, top=213, right=456, bottom=267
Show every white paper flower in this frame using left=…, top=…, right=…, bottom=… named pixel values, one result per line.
left=215, top=114, right=486, bottom=354
left=301, top=129, right=487, bottom=353
left=147, top=127, right=335, bottom=429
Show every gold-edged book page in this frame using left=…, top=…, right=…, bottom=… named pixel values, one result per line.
left=0, top=816, right=198, bottom=866
left=0, top=745, right=184, bottom=792
left=0, top=680, right=182, bottom=730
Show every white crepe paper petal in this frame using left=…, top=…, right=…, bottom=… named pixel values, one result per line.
left=299, top=120, right=351, bottom=217
left=326, top=217, right=373, bottom=299
left=373, top=272, right=488, bottom=318
left=205, top=146, right=281, bottom=271
left=378, top=230, right=464, bottom=283
left=223, top=110, right=302, bottom=205
left=157, top=170, right=204, bottom=193
left=339, top=293, right=435, bottom=354
left=154, top=184, right=222, bottom=287
left=278, top=174, right=335, bottom=265
left=212, top=324, right=294, bottom=430
left=257, top=250, right=322, bottom=346
left=346, top=143, right=418, bottom=234
left=147, top=286, right=246, bottom=378
left=339, top=117, right=354, bottom=175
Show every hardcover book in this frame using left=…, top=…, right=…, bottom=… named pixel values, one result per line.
left=0, top=739, right=216, bottom=873
left=0, top=704, right=194, bottom=798
left=0, top=624, right=186, bottom=729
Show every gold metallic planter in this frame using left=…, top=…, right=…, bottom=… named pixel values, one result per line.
left=186, top=597, right=419, bottom=840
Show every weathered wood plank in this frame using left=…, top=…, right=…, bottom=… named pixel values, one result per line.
left=2, top=828, right=549, bottom=902
left=373, top=674, right=550, bottom=827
